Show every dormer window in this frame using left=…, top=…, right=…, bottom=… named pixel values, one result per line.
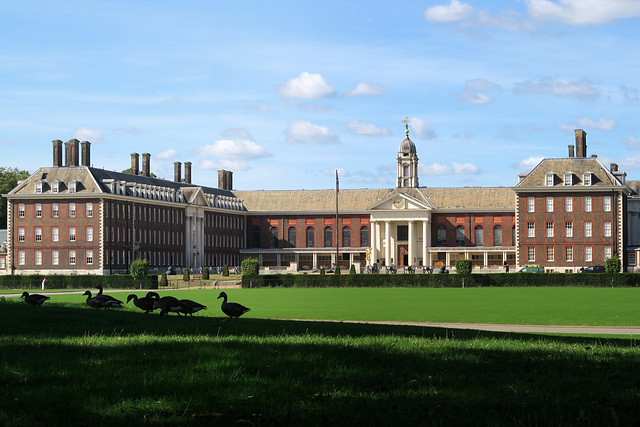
left=69, top=178, right=81, bottom=193
left=564, top=173, right=573, bottom=186
left=583, top=173, right=592, bottom=186
left=35, top=182, right=43, bottom=194
left=545, top=173, right=554, bottom=186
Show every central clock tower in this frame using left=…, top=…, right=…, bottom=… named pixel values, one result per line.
left=397, top=121, right=419, bottom=188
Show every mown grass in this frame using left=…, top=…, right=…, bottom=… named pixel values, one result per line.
left=2, top=288, right=640, bottom=425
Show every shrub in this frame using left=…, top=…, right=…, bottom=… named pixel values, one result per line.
left=349, top=265, right=356, bottom=274
left=455, top=259, right=472, bottom=276
left=130, top=258, right=149, bottom=289
left=202, top=268, right=210, bottom=280
left=335, top=266, right=341, bottom=275
left=223, top=265, right=230, bottom=276
left=606, top=256, right=621, bottom=274
left=183, top=269, right=190, bottom=282
left=160, top=273, right=168, bottom=287
left=320, top=268, right=325, bottom=275
left=241, top=258, right=260, bottom=276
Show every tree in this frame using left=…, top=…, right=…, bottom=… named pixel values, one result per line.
left=130, top=258, right=149, bottom=289
left=241, top=258, right=259, bottom=276
left=222, top=265, right=230, bottom=276
left=183, top=268, right=190, bottom=282
left=202, top=267, right=210, bottom=280
left=349, top=264, right=356, bottom=274
left=0, top=167, right=30, bottom=229
left=121, top=168, right=157, bottom=178
left=605, top=256, right=621, bottom=274
left=455, top=259, right=472, bottom=288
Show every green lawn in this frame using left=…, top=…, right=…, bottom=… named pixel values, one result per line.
left=13, top=286, right=640, bottom=326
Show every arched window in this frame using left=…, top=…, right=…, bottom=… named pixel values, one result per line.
left=342, top=226, right=351, bottom=247
left=324, top=226, right=333, bottom=247
left=288, top=226, right=297, bottom=248
left=456, top=225, right=465, bottom=246
left=270, top=227, right=278, bottom=248
left=252, top=227, right=261, bottom=248
left=474, top=225, right=484, bottom=246
left=493, top=225, right=503, bottom=246
left=360, top=226, right=370, bottom=247
left=306, top=226, right=315, bottom=247
left=437, top=225, right=446, bottom=246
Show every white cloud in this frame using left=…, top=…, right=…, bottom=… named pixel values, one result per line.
left=73, top=127, right=102, bottom=142
left=285, top=120, right=339, bottom=144
left=344, top=83, right=387, bottom=97
left=465, top=78, right=501, bottom=91
left=195, top=139, right=269, bottom=159
left=198, top=159, right=249, bottom=171
left=408, top=117, right=437, bottom=139
left=155, top=148, right=179, bottom=159
left=344, top=121, right=390, bottom=136
left=277, top=72, right=336, bottom=99
left=575, top=117, right=617, bottom=131
left=514, top=78, right=599, bottom=99
left=526, top=0, right=640, bottom=25
left=420, top=161, right=480, bottom=175
left=458, top=91, right=494, bottom=105
left=624, top=137, right=640, bottom=150
left=517, top=155, right=545, bottom=170
left=425, top=0, right=473, bottom=22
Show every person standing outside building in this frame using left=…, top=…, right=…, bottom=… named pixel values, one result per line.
left=42, top=277, right=47, bottom=290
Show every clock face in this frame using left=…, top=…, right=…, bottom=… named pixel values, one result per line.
left=393, top=197, right=404, bottom=209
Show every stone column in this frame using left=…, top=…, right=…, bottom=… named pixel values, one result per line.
left=385, top=221, right=391, bottom=266
left=422, top=220, right=429, bottom=267
left=408, top=220, right=415, bottom=267
left=370, top=220, right=377, bottom=266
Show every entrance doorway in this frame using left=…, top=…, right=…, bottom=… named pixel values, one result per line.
left=398, top=245, right=408, bottom=266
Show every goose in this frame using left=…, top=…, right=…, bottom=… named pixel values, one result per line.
left=127, top=292, right=159, bottom=314
left=83, top=290, right=123, bottom=309
left=96, top=285, right=124, bottom=306
left=20, top=291, right=50, bottom=307
left=178, top=299, right=207, bottom=317
left=217, top=292, right=250, bottom=321
left=153, top=296, right=188, bottom=316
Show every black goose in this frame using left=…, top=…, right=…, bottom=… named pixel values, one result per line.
left=153, top=296, right=188, bottom=316
left=20, top=291, right=50, bottom=307
left=127, top=292, right=159, bottom=314
left=178, top=299, right=207, bottom=317
left=83, top=290, right=123, bottom=309
left=217, top=292, right=250, bottom=321
left=96, top=285, right=124, bottom=306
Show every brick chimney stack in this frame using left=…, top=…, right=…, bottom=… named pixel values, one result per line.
left=130, top=153, right=139, bottom=175
left=53, top=140, right=63, bottom=167
left=174, top=161, right=182, bottom=182
left=218, top=170, right=233, bottom=190
left=568, top=145, right=574, bottom=158
left=65, top=139, right=80, bottom=166
left=81, top=141, right=91, bottom=166
left=142, top=153, right=151, bottom=177
left=575, top=129, right=587, bottom=158
left=184, top=162, right=192, bottom=184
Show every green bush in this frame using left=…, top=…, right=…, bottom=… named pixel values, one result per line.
left=130, top=258, right=149, bottom=289
left=160, top=273, right=168, bottom=287
left=202, top=268, right=210, bottom=280
left=455, top=259, right=472, bottom=276
left=241, top=258, right=260, bottom=276
left=349, top=265, right=356, bottom=274
left=335, top=266, right=341, bottom=275
left=183, top=269, right=190, bottom=282
left=320, top=268, right=325, bottom=275
left=223, top=265, right=230, bottom=276
left=606, top=256, right=621, bottom=274
left=0, top=274, right=158, bottom=290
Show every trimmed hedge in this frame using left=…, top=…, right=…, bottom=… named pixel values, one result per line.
left=241, top=272, right=640, bottom=288
left=0, top=274, right=158, bottom=290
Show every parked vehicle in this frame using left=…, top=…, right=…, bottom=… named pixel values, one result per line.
left=516, top=264, right=545, bottom=273
left=580, top=265, right=606, bottom=273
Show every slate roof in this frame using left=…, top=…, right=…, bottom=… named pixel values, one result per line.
left=516, top=157, right=622, bottom=188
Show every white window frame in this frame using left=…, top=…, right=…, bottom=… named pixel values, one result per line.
left=52, top=250, right=59, bottom=266
left=527, top=222, right=535, bottom=238
left=52, top=203, right=59, bottom=218
left=584, top=221, right=592, bottom=237
left=546, top=222, right=554, bottom=237
left=69, top=180, right=77, bottom=193
left=584, top=196, right=592, bottom=212
left=52, top=181, right=59, bottom=194
left=545, top=173, right=554, bottom=186
left=628, top=252, right=636, bottom=267
left=527, top=197, right=535, bottom=213
left=69, top=203, right=76, bottom=218
left=35, top=227, right=42, bottom=242
left=546, top=246, right=554, bottom=262
left=69, top=227, right=76, bottom=242
left=565, top=197, right=573, bottom=212
left=546, top=197, right=554, bottom=212
left=564, top=173, right=573, bottom=186
left=584, top=246, right=592, bottom=262
left=565, top=246, right=573, bottom=262
left=52, top=227, right=59, bottom=242
left=583, top=173, right=592, bottom=186
left=604, top=246, right=612, bottom=260
left=17, top=227, right=25, bottom=242
left=18, top=250, right=25, bottom=265
left=35, top=203, right=42, bottom=218
left=35, top=182, right=43, bottom=194
left=86, top=202, right=93, bottom=218
left=527, top=247, right=535, bottom=262
left=69, top=250, right=76, bottom=265
left=603, top=196, right=611, bottom=212
left=18, top=203, right=25, bottom=218
left=86, top=249, right=94, bottom=265
left=86, top=226, right=93, bottom=242
left=35, top=250, right=42, bottom=265
left=603, top=221, right=612, bottom=237
left=565, top=222, right=573, bottom=238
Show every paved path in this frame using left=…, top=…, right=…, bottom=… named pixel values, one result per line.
left=278, top=319, right=640, bottom=335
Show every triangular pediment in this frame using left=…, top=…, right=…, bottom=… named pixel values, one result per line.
left=182, top=187, right=209, bottom=206
left=368, top=190, right=433, bottom=211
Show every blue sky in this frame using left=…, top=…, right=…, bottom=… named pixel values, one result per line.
left=1, top=0, right=640, bottom=191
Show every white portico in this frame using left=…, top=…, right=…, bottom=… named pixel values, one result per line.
left=368, top=190, right=433, bottom=268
